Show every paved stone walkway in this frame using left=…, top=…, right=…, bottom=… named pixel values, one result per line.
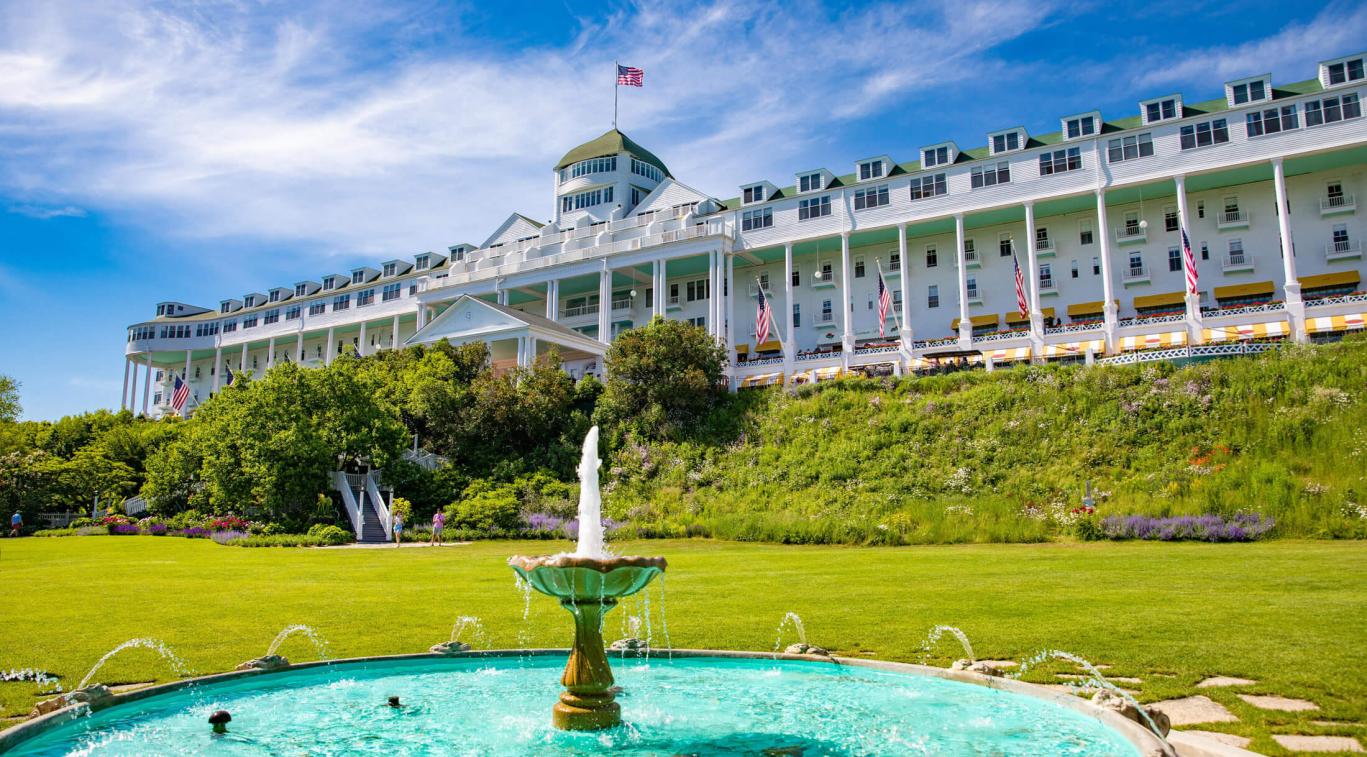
left=1148, top=695, right=1239, bottom=726
left=1238, top=694, right=1319, bottom=712
left=1176, top=730, right=1252, bottom=749
left=1196, top=676, right=1257, bottom=688
left=1271, top=734, right=1363, bottom=752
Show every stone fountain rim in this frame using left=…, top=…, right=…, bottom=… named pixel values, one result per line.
left=0, top=649, right=1195, bottom=757
left=508, top=554, right=668, bottom=573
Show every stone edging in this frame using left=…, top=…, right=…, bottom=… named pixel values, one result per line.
left=0, top=649, right=1185, bottom=755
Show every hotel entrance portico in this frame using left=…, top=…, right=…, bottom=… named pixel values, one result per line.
left=404, top=295, right=608, bottom=377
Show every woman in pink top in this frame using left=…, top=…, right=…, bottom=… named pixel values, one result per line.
left=430, top=511, right=445, bottom=545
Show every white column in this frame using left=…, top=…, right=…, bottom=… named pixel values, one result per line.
left=326, top=326, right=335, bottom=364
left=212, top=348, right=222, bottom=392
left=651, top=260, right=663, bottom=319
left=1174, top=175, right=1204, bottom=346
left=141, top=355, right=152, bottom=415
left=527, top=337, right=537, bottom=366
left=598, top=264, right=611, bottom=344
left=783, top=243, right=795, bottom=383
left=498, top=288, right=509, bottom=306
left=954, top=214, right=972, bottom=346
left=1023, top=202, right=1045, bottom=356
left=1094, top=190, right=1119, bottom=353
left=1272, top=158, right=1306, bottom=342
left=183, top=349, right=192, bottom=384
left=706, top=250, right=718, bottom=337
left=897, top=223, right=913, bottom=356
left=240, top=342, right=248, bottom=373
left=358, top=322, right=367, bottom=357
left=267, top=336, right=276, bottom=368
left=120, top=359, right=131, bottom=411
left=296, top=332, right=305, bottom=362
left=724, top=251, right=736, bottom=368
left=839, top=232, right=854, bottom=362
left=545, top=280, right=558, bottom=320
left=391, top=315, right=401, bottom=350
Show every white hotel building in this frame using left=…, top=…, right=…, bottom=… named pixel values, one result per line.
left=124, top=53, right=1367, bottom=415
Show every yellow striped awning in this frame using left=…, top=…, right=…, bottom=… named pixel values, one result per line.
left=1005, top=307, right=1054, bottom=325
left=1119, top=330, right=1187, bottom=352
left=1043, top=339, right=1106, bottom=358
left=740, top=372, right=784, bottom=388
left=1202, top=320, right=1289, bottom=343
left=813, top=366, right=846, bottom=381
left=952, top=314, right=999, bottom=330
left=1301, top=271, right=1361, bottom=290
left=755, top=339, right=781, bottom=353
left=1306, top=312, right=1366, bottom=334
left=986, top=346, right=1032, bottom=363
left=1067, top=300, right=1105, bottom=317
left=1213, top=281, right=1275, bottom=300
left=909, top=357, right=932, bottom=370
left=1133, top=291, right=1186, bottom=310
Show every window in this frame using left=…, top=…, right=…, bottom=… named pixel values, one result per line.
left=220, top=302, right=231, bottom=314
left=791, top=266, right=801, bottom=287
left=1038, top=147, right=1082, bottom=176
left=381, top=263, right=396, bottom=277
left=1304, top=94, right=1362, bottom=126
left=560, top=156, right=617, bottom=183
left=415, top=254, right=430, bottom=270
left=321, top=276, right=336, bottom=290
left=332, top=294, right=350, bottom=311
left=1180, top=118, right=1229, bottom=149
left=263, top=309, right=279, bottom=325
left=742, top=185, right=765, bottom=204
left=1079, top=219, right=1094, bottom=245
left=1127, top=252, right=1144, bottom=276
left=1200, top=242, right=1209, bottom=261
left=630, top=158, right=663, bottom=182
left=854, top=256, right=865, bottom=278
left=1168, top=247, right=1182, bottom=272
left=1328, top=180, right=1345, bottom=201
left=243, top=295, right=257, bottom=307
left=890, top=252, right=901, bottom=271
left=1227, top=238, right=1245, bottom=265
left=285, top=306, right=301, bottom=320
left=1107, top=133, right=1154, bottom=162
left=971, top=161, right=1010, bottom=188
left=798, top=172, right=823, bottom=193
left=449, top=247, right=466, bottom=262
left=1246, top=105, right=1299, bottom=136
left=296, top=284, right=310, bottom=297
left=309, top=302, right=326, bottom=316
left=1231, top=80, right=1266, bottom=105
left=923, top=146, right=950, bottom=167
left=925, top=245, right=938, bottom=268
left=1039, top=263, right=1053, bottom=289
left=1071, top=259, right=1079, bottom=278
left=1035, top=227, right=1050, bottom=249
left=269, top=290, right=281, bottom=302
left=1197, top=200, right=1205, bottom=219
left=991, top=132, right=1020, bottom=153
left=963, top=239, right=976, bottom=261
left=853, top=184, right=889, bottom=210
left=998, top=233, right=1013, bottom=257
left=382, top=282, right=402, bottom=301
left=1092, top=257, right=1101, bottom=275
left=357, top=288, right=375, bottom=307
left=1165, top=206, right=1178, bottom=233
left=858, top=160, right=884, bottom=180
left=966, top=276, right=979, bottom=300
left=1223, top=196, right=1240, bottom=217
left=1123, top=211, right=1141, bottom=236
left=741, top=208, right=773, bottom=231
left=1332, top=224, right=1350, bottom=249
left=909, top=173, right=947, bottom=200
left=630, top=187, right=645, bottom=206
left=892, top=288, right=902, bottom=307
left=1145, top=98, right=1178, bottom=123
left=820, top=299, right=833, bottom=321
left=560, top=186, right=614, bottom=212
left=351, top=270, right=365, bottom=284
left=222, top=321, right=236, bottom=334
left=242, top=315, right=258, bottom=329
left=798, top=195, right=831, bottom=220
left=685, top=279, right=709, bottom=302
left=792, top=303, right=801, bottom=328
left=927, top=285, right=939, bottom=308
left=1065, top=116, right=1095, bottom=138
left=1327, top=58, right=1365, bottom=85
left=758, top=272, right=770, bottom=290
left=686, top=316, right=705, bottom=328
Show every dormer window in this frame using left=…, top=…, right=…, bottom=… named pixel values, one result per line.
left=1229, top=77, right=1269, bottom=106
left=449, top=248, right=465, bottom=262
left=351, top=270, right=364, bottom=284
left=295, top=284, right=307, bottom=297
left=923, top=146, right=950, bottom=167
left=1143, top=97, right=1180, bottom=124
left=415, top=255, right=430, bottom=271
left=322, top=276, right=336, bottom=290
left=798, top=172, right=824, bottom=193
left=1326, top=57, right=1365, bottom=86
left=1064, top=115, right=1096, bottom=139
left=244, top=295, right=256, bottom=307
left=742, top=185, right=765, bottom=204
left=858, top=159, right=884, bottom=180
left=269, top=290, right=280, bottom=302
left=990, top=132, right=1020, bottom=154
left=383, top=263, right=396, bottom=277
left=219, top=302, right=230, bottom=314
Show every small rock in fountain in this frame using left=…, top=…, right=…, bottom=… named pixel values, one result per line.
left=235, top=654, right=289, bottom=672
left=609, top=638, right=649, bottom=654
left=784, top=643, right=830, bottom=657
left=208, top=709, right=232, bottom=734
left=429, top=641, right=472, bottom=655
left=31, top=684, right=112, bottom=717
left=950, top=659, right=1006, bottom=677
left=1091, top=690, right=1171, bottom=736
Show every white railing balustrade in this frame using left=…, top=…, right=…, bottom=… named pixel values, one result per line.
left=1217, top=210, right=1250, bottom=227
left=814, top=270, right=835, bottom=284
left=1203, top=302, right=1285, bottom=318
left=1039, top=277, right=1056, bottom=292
left=1326, top=239, right=1362, bottom=260
left=1321, top=193, right=1355, bottom=213
left=561, top=304, right=600, bottom=318
left=1222, top=252, right=1253, bottom=271
left=1045, top=321, right=1104, bottom=335
left=1035, top=238, right=1055, bottom=253
left=1305, top=292, right=1367, bottom=307
left=975, top=330, right=1027, bottom=344
left=1115, top=227, right=1146, bottom=244
left=611, top=298, right=634, bottom=311
left=1122, top=264, right=1149, bottom=281
left=667, top=295, right=681, bottom=306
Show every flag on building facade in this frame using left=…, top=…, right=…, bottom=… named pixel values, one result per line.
left=754, top=283, right=772, bottom=345
left=876, top=268, right=893, bottom=338
left=171, top=375, right=189, bottom=414
left=1013, top=254, right=1028, bottom=317
left=616, top=65, right=644, bottom=87
left=223, top=362, right=234, bottom=387
left=1182, top=228, right=1199, bottom=294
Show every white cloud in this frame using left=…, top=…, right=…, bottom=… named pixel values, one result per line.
left=7, top=204, right=87, bottom=219
left=0, top=0, right=1065, bottom=266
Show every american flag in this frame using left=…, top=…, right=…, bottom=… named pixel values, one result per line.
left=1013, top=254, right=1028, bottom=317
left=1182, top=228, right=1199, bottom=294
left=171, top=374, right=190, bottom=414
left=223, top=362, right=234, bottom=387
left=876, top=268, right=892, bottom=338
left=754, top=283, right=772, bottom=345
left=617, top=65, right=644, bottom=87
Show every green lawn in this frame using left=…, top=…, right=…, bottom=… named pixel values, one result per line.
left=2, top=536, right=1365, bottom=755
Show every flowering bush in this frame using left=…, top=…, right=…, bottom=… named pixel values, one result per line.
left=210, top=529, right=250, bottom=545
left=208, top=515, right=250, bottom=532
left=1100, top=513, right=1273, bottom=542
left=178, top=526, right=211, bottom=538
left=107, top=523, right=141, bottom=535
left=98, top=514, right=134, bottom=527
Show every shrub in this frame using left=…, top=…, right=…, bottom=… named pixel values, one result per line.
left=33, top=528, right=79, bottom=537
left=445, top=480, right=521, bottom=533
left=390, top=496, right=413, bottom=523
left=209, top=515, right=250, bottom=532
left=306, top=524, right=352, bottom=545
left=98, top=514, right=134, bottom=527
left=108, top=523, right=140, bottom=535
left=210, top=529, right=250, bottom=544
left=178, top=526, right=210, bottom=538
left=68, top=517, right=94, bottom=528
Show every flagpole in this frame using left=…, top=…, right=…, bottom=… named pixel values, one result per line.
left=756, top=275, right=788, bottom=355
left=613, top=60, right=619, bottom=130
left=875, top=259, right=903, bottom=333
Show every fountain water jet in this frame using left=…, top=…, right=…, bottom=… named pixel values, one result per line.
left=266, top=625, right=329, bottom=660
left=921, top=624, right=975, bottom=662
left=509, top=426, right=666, bottom=731
left=77, top=638, right=189, bottom=691
left=1014, top=649, right=1169, bottom=740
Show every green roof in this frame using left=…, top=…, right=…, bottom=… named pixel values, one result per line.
left=555, top=129, right=671, bottom=177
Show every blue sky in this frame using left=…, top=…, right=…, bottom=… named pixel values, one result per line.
left=1, top=0, right=1364, bottom=420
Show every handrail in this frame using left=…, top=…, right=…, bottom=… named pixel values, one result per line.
left=330, top=471, right=363, bottom=541
left=365, top=472, right=392, bottom=541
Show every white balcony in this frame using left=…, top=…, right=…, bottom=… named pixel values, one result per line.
left=1326, top=239, right=1362, bottom=261
left=561, top=304, right=599, bottom=319
left=1115, top=227, right=1147, bottom=245
left=1222, top=251, right=1255, bottom=273
left=813, top=270, right=836, bottom=287
left=1321, top=194, right=1356, bottom=216
left=1038, top=277, right=1057, bottom=295
left=666, top=295, right=682, bottom=310
left=1217, top=210, right=1250, bottom=230
left=966, top=287, right=984, bottom=305
left=1122, top=264, right=1150, bottom=285
left=611, top=298, right=634, bottom=312
left=812, top=312, right=836, bottom=327
left=963, top=251, right=981, bottom=268
left=1035, top=238, right=1056, bottom=256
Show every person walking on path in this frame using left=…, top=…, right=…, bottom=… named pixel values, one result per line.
left=392, top=512, right=404, bottom=547
left=9, top=511, right=21, bottom=537
left=430, top=511, right=445, bottom=545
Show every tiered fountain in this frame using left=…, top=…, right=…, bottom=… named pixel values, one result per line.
left=509, top=426, right=666, bottom=731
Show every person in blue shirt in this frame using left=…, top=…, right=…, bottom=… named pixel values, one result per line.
left=9, top=512, right=22, bottom=538
left=392, top=513, right=403, bottom=547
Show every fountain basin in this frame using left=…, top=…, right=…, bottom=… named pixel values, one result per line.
left=0, top=650, right=1176, bottom=756
left=509, top=554, right=666, bottom=603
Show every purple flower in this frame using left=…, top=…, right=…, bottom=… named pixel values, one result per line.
left=1100, top=513, right=1273, bottom=542
left=210, top=529, right=249, bottom=545
left=145, top=523, right=168, bottom=535
left=178, top=527, right=211, bottom=538
left=522, top=512, right=564, bottom=532
left=108, top=523, right=140, bottom=535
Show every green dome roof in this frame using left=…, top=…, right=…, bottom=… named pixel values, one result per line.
left=555, top=129, right=671, bottom=177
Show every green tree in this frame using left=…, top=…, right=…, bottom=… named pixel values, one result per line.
left=0, top=374, right=20, bottom=424
left=595, top=317, right=727, bottom=440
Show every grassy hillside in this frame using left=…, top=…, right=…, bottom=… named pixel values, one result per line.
left=604, top=335, right=1367, bottom=544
